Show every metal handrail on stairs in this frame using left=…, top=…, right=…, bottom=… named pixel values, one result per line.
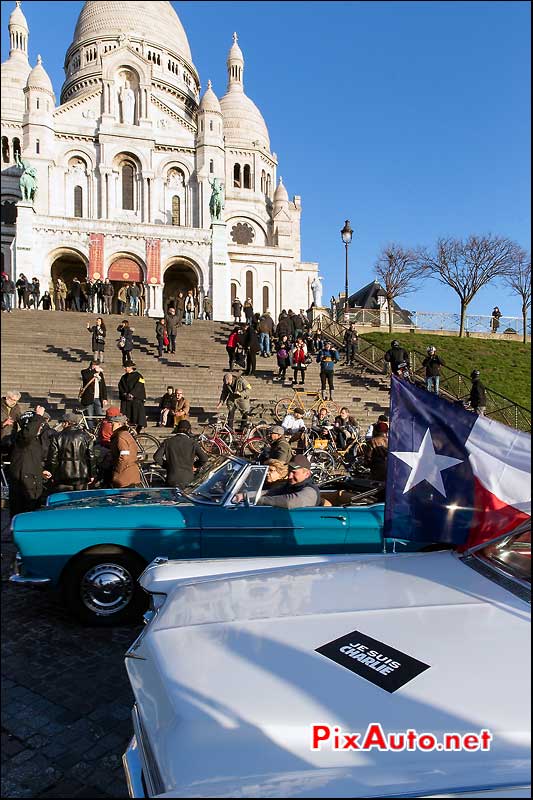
left=312, top=315, right=531, bottom=433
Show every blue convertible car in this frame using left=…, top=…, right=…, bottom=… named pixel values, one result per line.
left=10, top=456, right=402, bottom=625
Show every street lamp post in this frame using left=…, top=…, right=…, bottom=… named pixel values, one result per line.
left=341, top=219, right=353, bottom=321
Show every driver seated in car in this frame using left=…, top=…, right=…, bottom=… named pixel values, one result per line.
left=257, top=455, right=320, bottom=508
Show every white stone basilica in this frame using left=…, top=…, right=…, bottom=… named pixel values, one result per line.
left=1, top=1, right=318, bottom=319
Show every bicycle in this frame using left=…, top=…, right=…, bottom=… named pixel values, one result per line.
left=76, top=408, right=160, bottom=464
left=307, top=423, right=367, bottom=474
left=198, top=415, right=270, bottom=459
left=274, top=388, right=339, bottom=423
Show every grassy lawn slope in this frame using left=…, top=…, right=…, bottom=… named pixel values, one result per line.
left=360, top=332, right=531, bottom=410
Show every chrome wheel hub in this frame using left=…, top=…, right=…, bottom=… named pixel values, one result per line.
left=81, top=563, right=134, bottom=616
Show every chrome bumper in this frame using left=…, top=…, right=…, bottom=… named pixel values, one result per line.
left=9, top=552, right=51, bottom=586
left=123, top=736, right=146, bottom=798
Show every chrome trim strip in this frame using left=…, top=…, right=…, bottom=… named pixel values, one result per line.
left=122, top=736, right=146, bottom=798
left=132, top=704, right=164, bottom=797
left=9, top=574, right=51, bottom=586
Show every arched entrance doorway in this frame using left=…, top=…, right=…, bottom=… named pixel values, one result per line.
left=51, top=250, right=88, bottom=295
left=108, top=257, right=145, bottom=315
left=163, top=261, right=199, bottom=311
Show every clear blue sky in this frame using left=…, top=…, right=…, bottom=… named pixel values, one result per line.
left=2, top=1, right=530, bottom=317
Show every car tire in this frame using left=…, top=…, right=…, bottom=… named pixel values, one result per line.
left=63, top=551, right=147, bottom=626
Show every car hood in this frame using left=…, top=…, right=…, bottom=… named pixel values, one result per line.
left=127, top=552, right=530, bottom=797
left=45, top=487, right=186, bottom=509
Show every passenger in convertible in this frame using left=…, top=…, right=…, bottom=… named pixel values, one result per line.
left=257, top=455, right=320, bottom=509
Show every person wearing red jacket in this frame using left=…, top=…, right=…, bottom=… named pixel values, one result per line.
left=226, top=327, right=240, bottom=371
left=291, top=338, right=308, bottom=385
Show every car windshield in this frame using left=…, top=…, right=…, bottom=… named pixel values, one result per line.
left=475, top=527, right=531, bottom=585
left=184, top=457, right=243, bottom=504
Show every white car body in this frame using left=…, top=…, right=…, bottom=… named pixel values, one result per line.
left=123, top=544, right=530, bottom=798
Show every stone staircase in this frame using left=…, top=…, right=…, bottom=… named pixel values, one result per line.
left=0, top=310, right=391, bottom=434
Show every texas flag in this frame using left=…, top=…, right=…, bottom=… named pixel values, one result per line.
left=384, top=376, right=531, bottom=549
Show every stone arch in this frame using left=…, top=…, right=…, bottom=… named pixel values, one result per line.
left=107, top=252, right=146, bottom=314
left=59, top=146, right=95, bottom=171
left=49, top=247, right=89, bottom=292
left=162, top=256, right=202, bottom=311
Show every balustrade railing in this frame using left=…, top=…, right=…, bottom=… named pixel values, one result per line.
left=337, top=308, right=530, bottom=337
left=312, top=315, right=531, bottom=432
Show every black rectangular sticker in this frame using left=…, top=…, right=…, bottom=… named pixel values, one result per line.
left=316, top=629, right=430, bottom=693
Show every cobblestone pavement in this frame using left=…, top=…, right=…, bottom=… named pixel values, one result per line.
left=1, top=510, right=142, bottom=798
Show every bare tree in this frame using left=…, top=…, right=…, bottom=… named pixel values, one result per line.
left=374, top=244, right=425, bottom=333
left=504, top=247, right=531, bottom=343
left=421, top=235, right=515, bottom=337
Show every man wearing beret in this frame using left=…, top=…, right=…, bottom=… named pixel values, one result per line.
left=257, top=455, right=320, bottom=508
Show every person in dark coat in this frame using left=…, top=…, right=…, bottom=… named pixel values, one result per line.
left=70, top=277, right=82, bottom=312
left=38, top=291, right=53, bottom=310
left=1, top=390, right=22, bottom=456
left=117, top=320, right=135, bottom=366
left=469, top=370, right=487, bottom=415
left=343, top=323, right=359, bottom=366
left=80, top=361, right=108, bottom=429
left=93, top=278, right=105, bottom=314
left=87, top=317, right=106, bottom=362
left=46, top=412, right=95, bottom=493
left=84, top=279, right=96, bottom=313
left=276, top=311, right=292, bottom=340
left=243, top=299, right=254, bottom=324
left=39, top=412, right=57, bottom=464
left=9, top=408, right=48, bottom=517
left=422, top=345, right=445, bottom=395
left=258, top=311, right=274, bottom=356
left=384, top=340, right=409, bottom=375
left=258, top=426, right=293, bottom=465
left=491, top=306, right=502, bottom=333
left=232, top=297, right=243, bottom=323
left=16, top=274, right=29, bottom=309
left=153, top=419, right=208, bottom=489
left=243, top=324, right=260, bottom=376
left=155, top=318, right=167, bottom=359
left=176, top=292, right=186, bottom=326
left=164, top=308, right=179, bottom=353
left=118, top=364, right=147, bottom=431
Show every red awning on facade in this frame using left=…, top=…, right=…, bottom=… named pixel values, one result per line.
left=108, top=258, right=144, bottom=282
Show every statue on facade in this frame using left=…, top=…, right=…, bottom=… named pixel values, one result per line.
left=15, top=151, right=37, bottom=203
left=209, top=177, right=225, bottom=221
left=311, top=275, right=324, bottom=307
left=119, top=81, right=136, bottom=125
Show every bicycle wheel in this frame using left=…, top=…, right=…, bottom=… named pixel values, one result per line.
left=323, top=400, right=340, bottom=417
left=135, top=433, right=160, bottom=463
left=141, top=466, right=166, bottom=488
left=306, top=448, right=336, bottom=483
left=275, top=397, right=303, bottom=422
left=241, top=436, right=265, bottom=459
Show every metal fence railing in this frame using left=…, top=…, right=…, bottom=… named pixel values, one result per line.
left=336, top=308, right=530, bottom=337
left=312, top=315, right=531, bottom=433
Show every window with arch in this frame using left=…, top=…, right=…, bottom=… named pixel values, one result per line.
left=35, top=140, right=40, bottom=155
left=122, top=163, right=135, bottom=210
left=2, top=137, right=9, bottom=163
left=263, top=286, right=269, bottom=313
left=209, top=120, right=213, bottom=132
left=233, top=163, right=241, bottom=188
left=171, top=195, right=180, bottom=226
left=231, top=282, right=237, bottom=302
left=36, top=98, right=40, bottom=110
left=243, top=164, right=251, bottom=189
left=209, top=159, right=214, bottom=174
left=13, top=138, right=21, bottom=160
left=74, top=185, right=83, bottom=218
left=260, top=170, right=266, bottom=193
left=266, top=174, right=272, bottom=196
left=245, top=270, right=253, bottom=304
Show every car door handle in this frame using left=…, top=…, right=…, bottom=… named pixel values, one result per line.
left=321, top=515, right=347, bottom=523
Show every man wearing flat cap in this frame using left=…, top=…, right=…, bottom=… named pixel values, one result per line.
left=118, top=363, right=146, bottom=433
left=257, top=454, right=320, bottom=508
left=258, top=425, right=293, bottom=465
left=47, top=411, right=96, bottom=493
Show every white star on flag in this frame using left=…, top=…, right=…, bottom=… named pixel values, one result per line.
left=392, top=428, right=463, bottom=497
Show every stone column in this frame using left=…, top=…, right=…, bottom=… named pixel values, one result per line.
left=89, top=233, right=104, bottom=281
left=147, top=283, right=164, bottom=318
left=211, top=222, right=231, bottom=322
left=14, top=201, right=36, bottom=279
left=146, top=238, right=164, bottom=318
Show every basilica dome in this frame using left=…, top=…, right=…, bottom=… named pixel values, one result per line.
left=71, top=1, right=193, bottom=64
left=220, top=33, right=270, bottom=151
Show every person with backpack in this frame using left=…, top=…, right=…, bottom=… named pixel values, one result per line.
left=274, top=336, right=291, bottom=383
left=117, top=319, right=135, bottom=366
left=258, top=311, right=274, bottom=357
left=217, top=372, right=251, bottom=430
left=316, top=341, right=340, bottom=400
left=87, top=317, right=107, bottom=363
left=469, top=370, right=487, bottom=415
left=422, top=345, right=445, bottom=395
left=226, top=327, right=240, bottom=371
left=232, top=297, right=243, bottom=324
